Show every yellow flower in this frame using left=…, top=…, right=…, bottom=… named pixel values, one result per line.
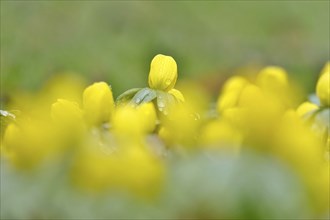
left=256, top=66, right=289, bottom=91
left=237, top=84, right=264, bottom=108
left=168, top=89, right=185, bottom=102
left=222, top=76, right=248, bottom=93
left=216, top=76, right=248, bottom=113
left=71, top=141, right=165, bottom=197
left=296, top=101, right=319, bottom=118
left=116, top=146, right=165, bottom=197
left=51, top=99, right=83, bottom=123
left=148, top=54, right=177, bottom=91
left=158, top=126, right=173, bottom=146
left=273, top=110, right=327, bottom=213
left=316, top=70, right=330, bottom=106
left=112, top=106, right=144, bottom=137
left=51, top=99, right=86, bottom=141
left=217, top=90, right=241, bottom=113
left=71, top=141, right=118, bottom=193
left=199, top=119, right=242, bottom=153
left=136, top=102, right=157, bottom=133
left=160, top=104, right=200, bottom=147
left=83, top=82, right=115, bottom=126
left=112, top=104, right=156, bottom=140
left=2, top=121, right=58, bottom=169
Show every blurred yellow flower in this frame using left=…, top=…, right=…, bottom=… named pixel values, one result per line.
left=222, top=76, right=248, bottom=93
left=273, top=110, right=328, bottom=213
left=321, top=61, right=329, bottom=76
left=2, top=120, right=58, bottom=169
left=71, top=141, right=165, bottom=197
left=256, top=66, right=296, bottom=108
left=136, top=102, right=157, bottom=133
left=316, top=70, right=330, bottom=106
left=199, top=119, right=242, bottom=153
left=111, top=103, right=157, bottom=142
left=296, top=101, right=319, bottom=118
left=216, top=76, right=248, bottom=113
left=116, top=146, right=165, bottom=197
left=217, top=90, right=241, bottom=113
left=51, top=99, right=83, bottom=123
left=2, top=55, right=330, bottom=217
left=160, top=104, right=200, bottom=147
left=83, top=82, right=115, bottom=126
left=256, top=66, right=289, bottom=92
left=168, top=89, right=185, bottom=102
left=112, top=106, right=145, bottom=138
left=148, top=54, right=177, bottom=91
left=51, top=99, right=86, bottom=141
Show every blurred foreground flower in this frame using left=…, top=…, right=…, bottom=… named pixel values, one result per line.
left=0, top=58, right=329, bottom=219
left=83, top=82, right=115, bottom=126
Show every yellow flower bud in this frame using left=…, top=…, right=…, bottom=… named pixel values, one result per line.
left=316, top=71, right=330, bottom=106
left=222, top=76, right=248, bottom=93
left=148, top=54, right=177, bottom=91
left=3, top=121, right=58, bottom=169
left=238, top=84, right=264, bottom=108
left=256, top=66, right=288, bottom=92
left=216, top=76, right=247, bottom=113
left=72, top=143, right=165, bottom=197
left=112, top=107, right=139, bottom=133
left=83, top=82, right=114, bottom=125
left=158, top=126, right=173, bottom=146
left=51, top=99, right=83, bottom=123
left=161, top=104, right=199, bottom=147
left=296, top=101, right=319, bottom=118
left=136, top=102, right=157, bottom=133
left=199, top=119, right=242, bottom=152
left=112, top=105, right=151, bottom=138
left=168, top=89, right=185, bottom=102
left=217, top=90, right=241, bottom=113
left=51, top=99, right=86, bottom=140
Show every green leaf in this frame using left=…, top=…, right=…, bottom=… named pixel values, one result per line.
left=308, top=94, right=321, bottom=106
left=130, top=88, right=156, bottom=105
left=116, top=88, right=141, bottom=105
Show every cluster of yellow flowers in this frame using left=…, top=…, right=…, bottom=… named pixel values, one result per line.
left=0, top=55, right=329, bottom=217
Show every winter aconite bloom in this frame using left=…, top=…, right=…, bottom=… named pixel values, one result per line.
left=83, top=82, right=115, bottom=126
left=1, top=56, right=330, bottom=219
left=72, top=142, right=165, bottom=197
left=3, top=121, right=58, bottom=169
left=296, top=102, right=319, bottom=118
left=256, top=66, right=289, bottom=92
left=51, top=99, right=86, bottom=140
left=168, top=89, right=185, bottom=102
left=148, top=54, right=177, bottom=91
left=216, top=76, right=248, bottom=113
left=316, top=70, right=330, bottom=106
left=256, top=66, right=294, bottom=108
left=112, top=103, right=157, bottom=140
left=51, top=99, right=83, bottom=123
left=136, top=102, right=157, bottom=133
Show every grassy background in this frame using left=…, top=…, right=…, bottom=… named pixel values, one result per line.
left=1, top=1, right=329, bottom=98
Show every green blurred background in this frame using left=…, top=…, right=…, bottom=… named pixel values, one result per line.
left=1, top=1, right=329, bottom=98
